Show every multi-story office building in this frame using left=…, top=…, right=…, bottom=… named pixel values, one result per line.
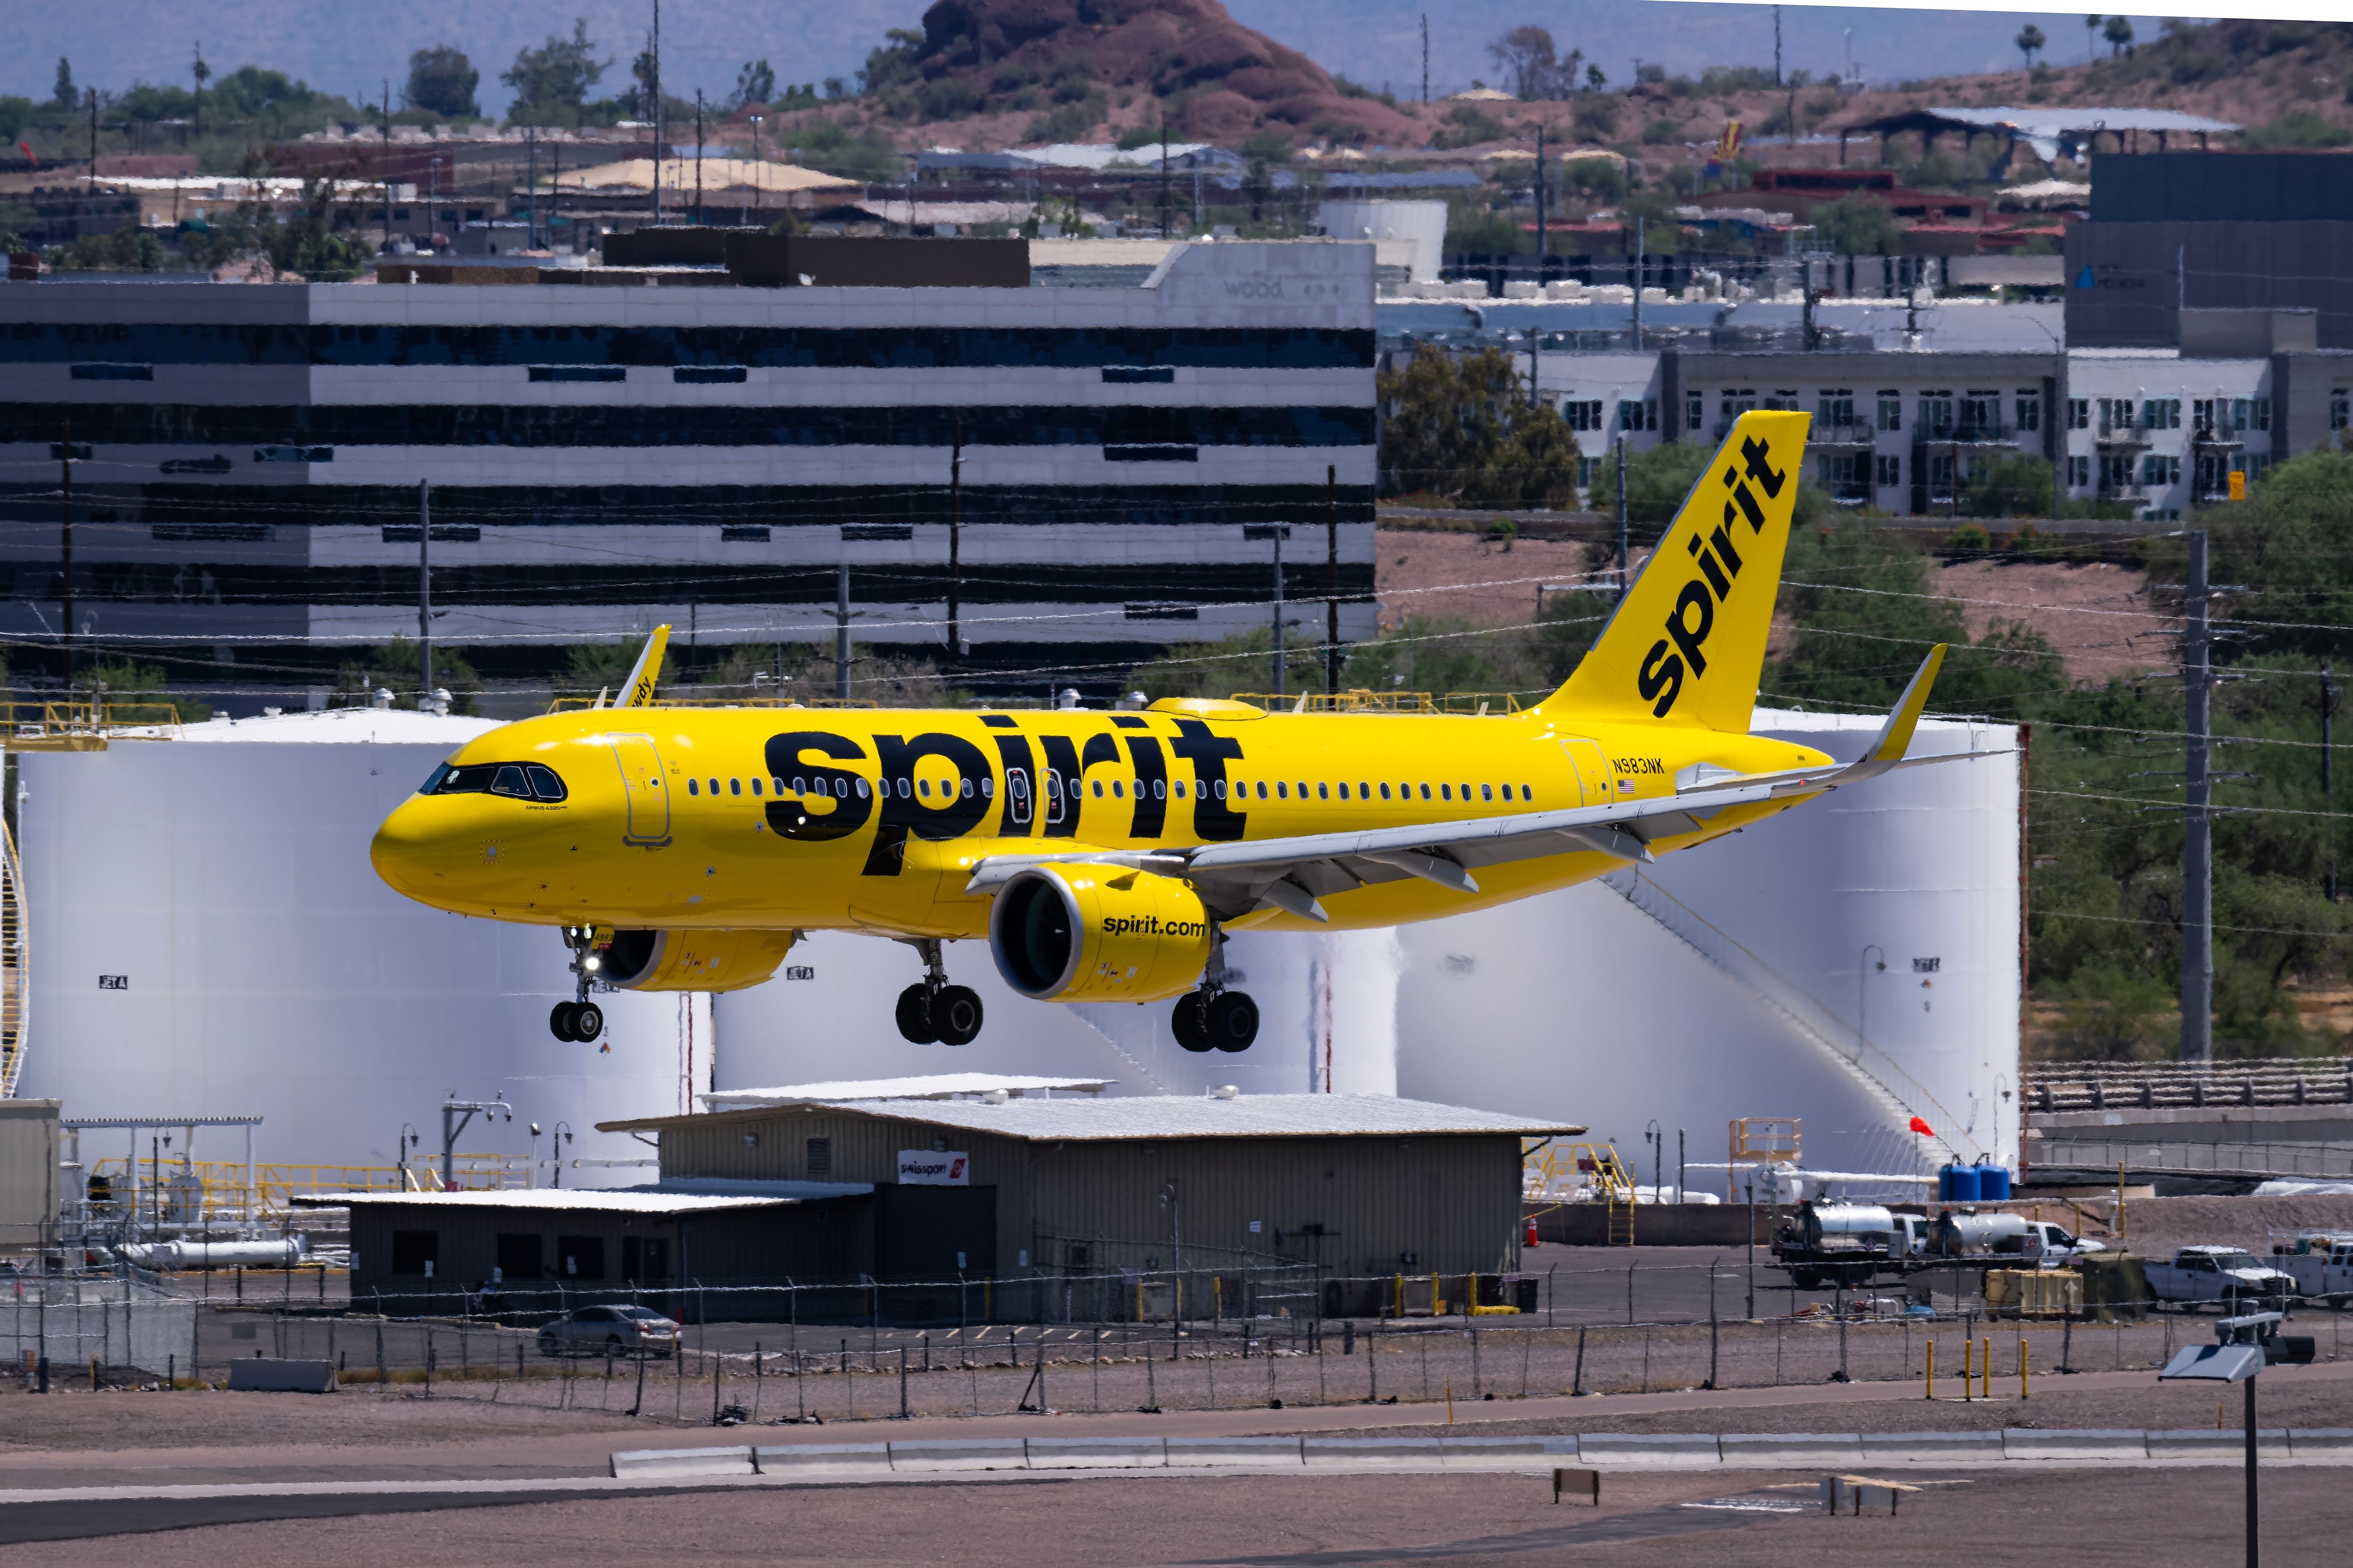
left=0, top=240, right=1376, bottom=701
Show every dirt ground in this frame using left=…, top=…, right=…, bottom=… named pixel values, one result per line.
left=1934, top=558, right=2171, bottom=683
left=2018, top=1194, right=2353, bottom=1259
left=1370, top=533, right=2170, bottom=689
left=1372, top=530, right=1609, bottom=633
left=0, top=1461, right=2335, bottom=1567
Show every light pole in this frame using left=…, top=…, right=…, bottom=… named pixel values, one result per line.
left=551, top=1122, right=574, bottom=1188
left=2160, top=1310, right=2314, bottom=1568
left=528, top=1122, right=541, bottom=1189
left=397, top=1123, right=420, bottom=1190
left=1644, top=1119, right=1662, bottom=1202
left=440, top=1094, right=513, bottom=1192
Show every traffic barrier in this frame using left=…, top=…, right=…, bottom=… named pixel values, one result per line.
left=1573, top=1434, right=1720, bottom=1465
left=224, top=1359, right=336, bottom=1394
left=2001, top=1429, right=2146, bottom=1461
left=1720, top=1433, right=1864, bottom=1467
left=609, top=1446, right=756, bottom=1479
left=1861, top=1431, right=2004, bottom=1464
left=2289, top=1429, right=2353, bottom=1457
left=1024, top=1437, right=1166, bottom=1470
left=1165, top=1436, right=1303, bottom=1467
left=1303, top=1437, right=1449, bottom=1467
left=750, top=1443, right=891, bottom=1475
left=889, top=1440, right=1027, bottom=1472
left=1438, top=1436, right=1565, bottom=1464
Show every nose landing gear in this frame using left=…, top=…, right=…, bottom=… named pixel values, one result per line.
left=1173, top=923, right=1257, bottom=1053
left=551, top=926, right=607, bottom=1041
left=895, top=938, right=982, bottom=1046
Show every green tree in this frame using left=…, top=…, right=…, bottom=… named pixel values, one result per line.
left=2241, top=109, right=2353, bottom=150
left=45, top=227, right=166, bottom=272
left=51, top=58, right=74, bottom=110
left=259, top=171, right=367, bottom=281
left=405, top=46, right=480, bottom=118
left=1581, top=439, right=1713, bottom=530
left=1809, top=191, right=1904, bottom=254
left=332, top=639, right=481, bottom=713
left=502, top=20, right=609, bottom=122
left=81, top=659, right=209, bottom=724
left=1962, top=452, right=2055, bottom=518
left=2103, top=15, right=2135, bottom=57
left=202, top=67, right=343, bottom=135
left=2015, top=24, right=2047, bottom=68
left=1376, top=346, right=1580, bottom=507
left=732, top=59, right=776, bottom=111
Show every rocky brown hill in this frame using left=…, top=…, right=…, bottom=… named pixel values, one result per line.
left=865, top=0, right=1422, bottom=147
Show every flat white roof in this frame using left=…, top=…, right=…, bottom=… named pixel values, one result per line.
left=611, top=1092, right=1580, bottom=1142
left=702, top=1074, right=1112, bottom=1108
left=295, top=1187, right=800, bottom=1215
left=166, top=708, right=498, bottom=745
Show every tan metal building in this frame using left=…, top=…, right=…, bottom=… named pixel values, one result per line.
left=0, top=1099, right=59, bottom=1252
left=606, top=1090, right=1578, bottom=1314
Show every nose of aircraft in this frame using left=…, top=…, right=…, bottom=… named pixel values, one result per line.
left=370, top=795, right=453, bottom=904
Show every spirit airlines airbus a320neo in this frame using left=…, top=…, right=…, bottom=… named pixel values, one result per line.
left=371, top=411, right=1956, bottom=1054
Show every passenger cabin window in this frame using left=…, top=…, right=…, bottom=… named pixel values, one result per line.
left=424, top=761, right=567, bottom=802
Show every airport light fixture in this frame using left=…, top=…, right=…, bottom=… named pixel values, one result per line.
left=440, top=1094, right=514, bottom=1192
left=2159, top=1310, right=2313, bottom=1568
left=550, top=1122, right=575, bottom=1188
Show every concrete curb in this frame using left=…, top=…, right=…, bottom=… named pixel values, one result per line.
left=2001, top=1430, right=2147, bottom=1461
left=1720, top=1434, right=1864, bottom=1467
left=612, top=1428, right=2353, bottom=1481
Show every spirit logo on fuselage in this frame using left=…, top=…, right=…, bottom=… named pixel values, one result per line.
left=763, top=716, right=1253, bottom=875
left=1636, top=435, right=1786, bottom=718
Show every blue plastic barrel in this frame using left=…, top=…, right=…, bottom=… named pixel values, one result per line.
left=1977, top=1162, right=2011, bottom=1201
left=1940, top=1163, right=1981, bottom=1203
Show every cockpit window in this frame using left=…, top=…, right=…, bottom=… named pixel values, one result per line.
left=423, top=761, right=568, bottom=802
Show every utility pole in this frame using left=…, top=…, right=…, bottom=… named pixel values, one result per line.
left=694, top=90, right=705, bottom=224
left=58, top=421, right=74, bottom=692
left=2325, top=660, right=2341, bottom=902
left=650, top=0, right=664, bottom=225
left=1614, top=435, right=1630, bottom=598
left=418, top=482, right=435, bottom=710
left=835, top=562, right=851, bottom=700
left=1420, top=15, right=1429, bottom=104
left=87, top=90, right=98, bottom=196
left=2181, top=528, right=2212, bottom=1066
left=947, top=418, right=963, bottom=661
left=1531, top=122, right=1545, bottom=409
left=1271, top=527, right=1286, bottom=699
left=1158, top=118, right=1171, bottom=238
left=526, top=129, right=538, bottom=247
left=1631, top=218, right=1645, bottom=347
left=381, top=82, right=393, bottom=247
left=1775, top=4, right=1784, bottom=86
left=1325, top=464, right=1340, bottom=697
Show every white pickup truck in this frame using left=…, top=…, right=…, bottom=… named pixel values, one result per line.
left=2142, top=1246, right=2297, bottom=1313
left=2279, top=1239, right=2353, bottom=1307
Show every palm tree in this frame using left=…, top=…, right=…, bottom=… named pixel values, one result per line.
left=2103, top=15, right=2135, bottom=58
left=2085, top=15, right=2101, bottom=65
left=2016, top=24, right=2047, bottom=70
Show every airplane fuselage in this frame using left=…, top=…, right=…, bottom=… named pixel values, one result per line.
left=370, top=697, right=1836, bottom=937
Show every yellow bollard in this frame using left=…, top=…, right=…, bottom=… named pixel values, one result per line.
left=1982, top=1336, right=1992, bottom=1402
left=1961, top=1337, right=1973, bottom=1402
left=1925, top=1339, right=1935, bottom=1400
left=2021, top=1340, right=2030, bottom=1401
left=1445, top=1380, right=1454, bottom=1424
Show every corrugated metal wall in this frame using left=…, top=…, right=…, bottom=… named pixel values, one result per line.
left=657, top=1106, right=1525, bottom=1282
left=2092, top=153, right=2353, bottom=224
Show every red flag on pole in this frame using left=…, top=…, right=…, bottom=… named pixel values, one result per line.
left=17, top=143, right=35, bottom=169
left=1908, top=1116, right=1935, bottom=1136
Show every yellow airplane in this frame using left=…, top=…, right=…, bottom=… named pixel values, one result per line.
left=370, top=411, right=1951, bottom=1054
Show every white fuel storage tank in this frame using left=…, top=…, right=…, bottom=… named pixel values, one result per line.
left=14, top=709, right=693, bottom=1175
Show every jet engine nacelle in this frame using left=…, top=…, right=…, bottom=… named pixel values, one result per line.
left=988, top=864, right=1212, bottom=1003
left=597, top=928, right=798, bottom=993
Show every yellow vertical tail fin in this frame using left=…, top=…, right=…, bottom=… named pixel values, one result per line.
left=615, top=625, right=671, bottom=709
left=1543, top=410, right=1809, bottom=732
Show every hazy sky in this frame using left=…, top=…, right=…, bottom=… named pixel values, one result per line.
left=0, top=2, right=2122, bottom=120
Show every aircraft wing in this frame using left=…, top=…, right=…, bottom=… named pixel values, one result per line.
left=964, top=649, right=1995, bottom=923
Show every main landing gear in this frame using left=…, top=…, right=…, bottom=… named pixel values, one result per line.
left=1173, top=924, right=1257, bottom=1053
left=551, top=926, right=607, bottom=1042
left=896, top=938, right=983, bottom=1046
